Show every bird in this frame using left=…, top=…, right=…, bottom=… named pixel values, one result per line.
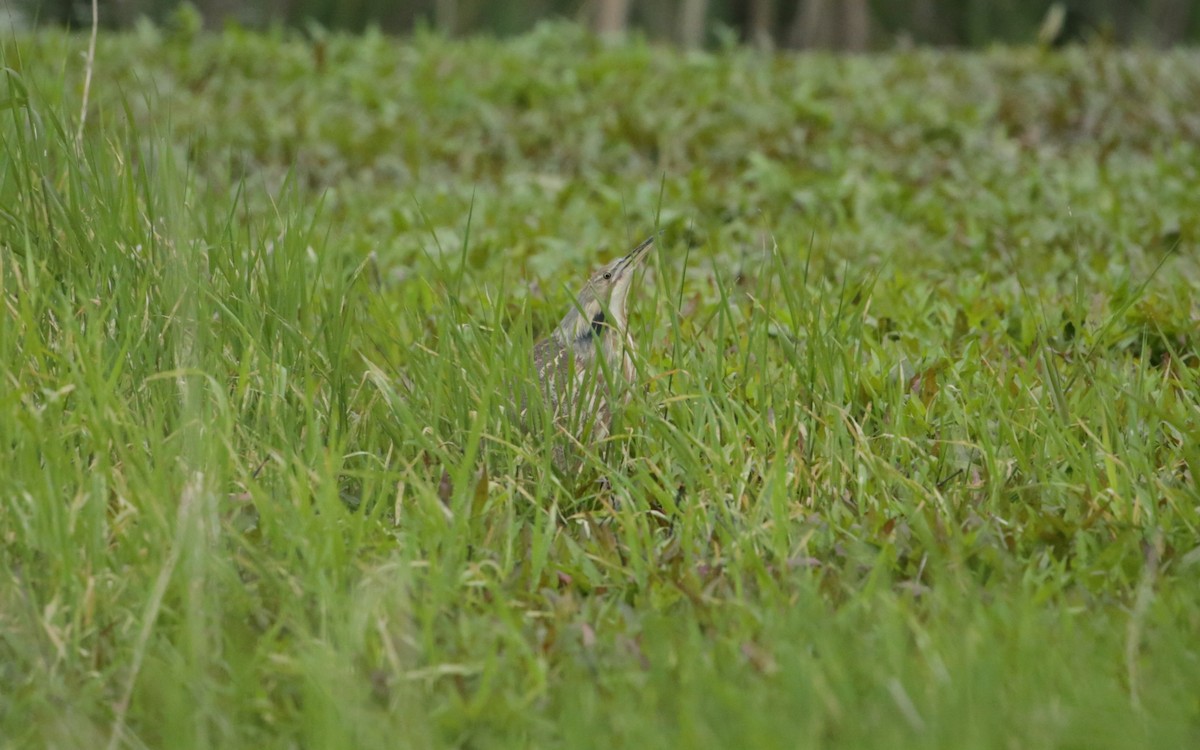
left=525, top=236, right=656, bottom=472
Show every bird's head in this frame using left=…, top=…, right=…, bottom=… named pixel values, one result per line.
left=555, top=236, right=655, bottom=346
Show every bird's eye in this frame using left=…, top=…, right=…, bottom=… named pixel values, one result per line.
left=603, top=272, right=612, bottom=280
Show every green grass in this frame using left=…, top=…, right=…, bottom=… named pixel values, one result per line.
left=2, top=22, right=1199, bottom=749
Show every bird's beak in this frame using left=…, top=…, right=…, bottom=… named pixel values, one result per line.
left=617, top=235, right=656, bottom=274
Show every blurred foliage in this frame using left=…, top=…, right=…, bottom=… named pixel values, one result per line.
left=11, top=18, right=1198, bottom=298
left=10, top=0, right=1200, bottom=47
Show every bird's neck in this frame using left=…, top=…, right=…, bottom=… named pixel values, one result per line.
left=553, top=301, right=635, bottom=379
left=556, top=298, right=626, bottom=344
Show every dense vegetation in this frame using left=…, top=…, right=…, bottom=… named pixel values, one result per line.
left=1, top=23, right=1198, bottom=749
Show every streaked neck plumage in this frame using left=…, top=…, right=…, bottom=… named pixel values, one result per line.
left=547, top=236, right=653, bottom=376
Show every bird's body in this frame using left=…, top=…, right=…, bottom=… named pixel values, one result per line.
left=528, top=237, right=654, bottom=471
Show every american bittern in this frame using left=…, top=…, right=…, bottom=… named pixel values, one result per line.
left=527, top=236, right=655, bottom=471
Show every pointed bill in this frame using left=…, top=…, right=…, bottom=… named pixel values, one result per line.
left=619, top=235, right=656, bottom=271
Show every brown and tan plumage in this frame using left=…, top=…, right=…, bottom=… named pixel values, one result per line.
left=526, top=236, right=655, bottom=471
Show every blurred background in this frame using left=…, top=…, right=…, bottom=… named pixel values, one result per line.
left=6, top=0, right=1199, bottom=47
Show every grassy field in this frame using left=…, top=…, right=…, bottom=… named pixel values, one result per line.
left=2, top=21, right=1199, bottom=749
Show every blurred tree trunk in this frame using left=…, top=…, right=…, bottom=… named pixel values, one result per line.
left=595, top=0, right=630, bottom=36
left=843, top=0, right=869, bottom=50
left=1149, top=0, right=1191, bottom=45
left=195, top=0, right=238, bottom=29
left=788, top=0, right=828, bottom=48
left=788, top=0, right=871, bottom=50
left=749, top=0, right=776, bottom=49
left=435, top=0, right=458, bottom=35
left=1111, top=1, right=1138, bottom=44
left=105, top=0, right=135, bottom=28
left=910, top=0, right=940, bottom=44
left=679, top=0, right=709, bottom=47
